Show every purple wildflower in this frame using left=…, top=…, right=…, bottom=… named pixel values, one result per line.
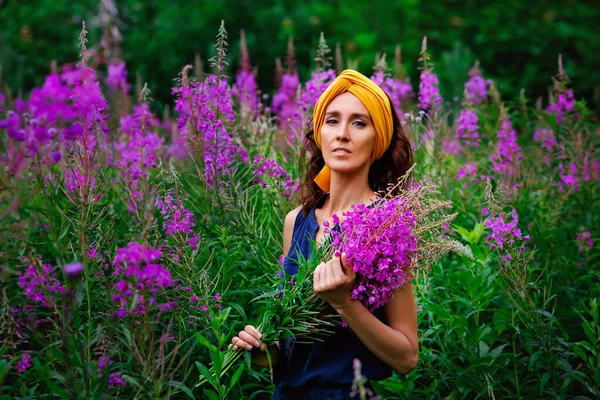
left=491, top=111, right=523, bottom=181
left=106, top=61, right=130, bottom=95
left=455, top=163, right=479, bottom=186
left=484, top=209, right=526, bottom=249
left=17, top=351, right=32, bottom=373
left=112, top=242, right=174, bottom=317
left=558, top=162, right=580, bottom=191
left=328, top=198, right=418, bottom=311
left=456, top=108, right=481, bottom=147
left=18, top=262, right=65, bottom=307
left=464, top=75, right=488, bottom=106
left=252, top=155, right=297, bottom=198
left=546, top=89, right=575, bottom=124
left=155, top=195, right=200, bottom=251
left=271, top=73, right=300, bottom=132
left=64, top=262, right=84, bottom=281
left=418, top=70, right=443, bottom=111
left=108, top=372, right=125, bottom=387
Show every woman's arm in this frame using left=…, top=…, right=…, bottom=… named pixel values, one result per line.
left=336, top=283, right=419, bottom=374
left=313, top=254, right=419, bottom=374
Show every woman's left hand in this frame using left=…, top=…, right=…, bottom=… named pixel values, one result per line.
left=313, top=252, right=356, bottom=311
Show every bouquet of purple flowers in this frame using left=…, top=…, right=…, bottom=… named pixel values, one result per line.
left=198, top=175, right=472, bottom=385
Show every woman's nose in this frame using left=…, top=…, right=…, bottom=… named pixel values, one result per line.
left=335, top=121, right=350, bottom=141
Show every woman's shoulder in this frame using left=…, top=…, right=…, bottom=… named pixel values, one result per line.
left=284, top=205, right=303, bottom=228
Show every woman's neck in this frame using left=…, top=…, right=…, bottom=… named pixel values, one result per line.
left=320, top=169, right=378, bottom=219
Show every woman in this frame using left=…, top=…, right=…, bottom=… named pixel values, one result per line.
left=232, top=70, right=419, bottom=399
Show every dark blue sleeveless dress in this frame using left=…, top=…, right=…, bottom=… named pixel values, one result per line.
left=272, top=194, right=393, bottom=399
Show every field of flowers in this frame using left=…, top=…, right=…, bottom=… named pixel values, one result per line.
left=0, top=21, right=598, bottom=399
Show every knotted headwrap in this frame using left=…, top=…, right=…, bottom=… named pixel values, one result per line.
left=313, top=69, right=393, bottom=193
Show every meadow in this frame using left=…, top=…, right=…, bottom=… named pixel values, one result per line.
left=0, top=21, right=598, bottom=399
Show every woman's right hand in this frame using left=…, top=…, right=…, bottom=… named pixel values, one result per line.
left=230, top=325, right=263, bottom=351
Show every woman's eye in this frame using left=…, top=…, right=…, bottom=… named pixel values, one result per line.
left=354, top=120, right=366, bottom=127
left=326, top=119, right=337, bottom=124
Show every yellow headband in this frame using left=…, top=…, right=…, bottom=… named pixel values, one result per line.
left=312, top=69, right=393, bottom=193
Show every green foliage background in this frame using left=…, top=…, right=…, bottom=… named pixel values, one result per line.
left=1, top=0, right=599, bottom=109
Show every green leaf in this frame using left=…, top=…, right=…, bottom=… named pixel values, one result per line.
left=167, top=381, right=195, bottom=399
left=479, top=341, right=490, bottom=357
left=540, top=373, right=550, bottom=395
left=210, top=350, right=223, bottom=377
left=229, top=364, right=245, bottom=390
left=195, top=333, right=217, bottom=352
left=195, top=361, right=216, bottom=389
left=204, top=389, right=220, bottom=400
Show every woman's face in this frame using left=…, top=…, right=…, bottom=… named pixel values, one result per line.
left=320, top=92, right=377, bottom=175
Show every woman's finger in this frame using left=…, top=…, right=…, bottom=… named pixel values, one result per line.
left=245, top=325, right=262, bottom=341
left=229, top=336, right=242, bottom=351
left=313, top=264, right=322, bottom=292
left=325, top=260, right=336, bottom=288
left=332, top=257, right=345, bottom=283
left=239, top=330, right=260, bottom=348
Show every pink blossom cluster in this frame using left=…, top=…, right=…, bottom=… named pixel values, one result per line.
left=418, top=70, right=443, bottom=111
left=532, top=127, right=557, bottom=165
left=17, top=262, right=65, bottom=307
left=17, top=351, right=32, bottom=373
left=114, top=104, right=165, bottom=212
left=454, top=163, right=481, bottom=186
left=464, top=75, right=488, bottom=105
left=546, top=89, right=575, bottom=124
left=252, top=155, right=296, bottom=198
left=106, top=61, right=131, bottom=95
left=456, top=108, right=481, bottom=147
left=232, top=69, right=260, bottom=116
left=326, top=198, right=418, bottom=311
left=484, top=209, right=530, bottom=250
left=108, top=372, right=125, bottom=387
left=155, top=195, right=200, bottom=251
left=178, top=75, right=248, bottom=186
left=271, top=73, right=300, bottom=131
left=112, top=242, right=175, bottom=318
left=491, top=113, right=524, bottom=178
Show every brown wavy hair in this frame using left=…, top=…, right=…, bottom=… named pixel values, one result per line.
left=296, top=92, right=414, bottom=218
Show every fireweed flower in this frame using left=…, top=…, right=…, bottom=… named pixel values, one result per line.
left=558, top=162, right=580, bottom=191
left=418, top=70, right=443, bottom=111
left=491, top=111, right=524, bottom=181
left=17, top=351, right=32, bottom=373
left=108, top=372, right=125, bottom=387
left=464, top=75, right=488, bottom=106
left=484, top=209, right=530, bottom=250
left=112, top=242, right=174, bottom=317
left=455, top=163, right=479, bottom=186
left=546, top=89, right=575, bottom=124
left=456, top=108, right=481, bottom=147
left=326, top=198, right=419, bottom=311
left=115, top=104, right=165, bottom=212
left=577, top=232, right=593, bottom=253
left=106, top=61, right=130, bottom=95
left=18, top=262, right=65, bottom=307
left=252, top=155, right=296, bottom=198
left=271, top=73, right=300, bottom=130
left=155, top=195, right=200, bottom=251
left=197, top=75, right=247, bottom=186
